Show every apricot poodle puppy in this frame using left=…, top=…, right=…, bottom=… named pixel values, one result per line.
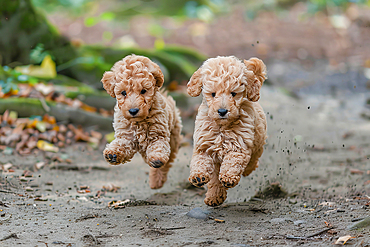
left=187, top=56, right=267, bottom=206
left=102, top=55, right=182, bottom=189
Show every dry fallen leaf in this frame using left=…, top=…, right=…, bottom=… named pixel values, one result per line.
left=1, top=163, right=13, bottom=172
left=108, top=199, right=131, bottom=209
left=81, top=104, right=97, bottom=113
left=90, top=130, right=102, bottom=140
left=102, top=183, right=120, bottom=192
left=77, top=189, right=91, bottom=194
left=34, top=197, right=48, bottom=201
left=24, top=187, right=34, bottom=192
left=335, top=235, right=355, bottom=245
left=1, top=109, right=106, bottom=156
left=22, top=170, right=33, bottom=177
left=95, top=190, right=105, bottom=198
left=15, top=55, right=57, bottom=78
left=37, top=140, right=59, bottom=152
left=350, top=169, right=364, bottom=175
left=324, top=221, right=333, bottom=228
left=34, top=162, right=45, bottom=170
left=2, top=110, right=9, bottom=123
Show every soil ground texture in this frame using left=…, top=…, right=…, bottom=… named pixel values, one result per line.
left=1, top=80, right=370, bottom=246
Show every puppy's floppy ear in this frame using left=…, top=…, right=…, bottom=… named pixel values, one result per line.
left=187, top=68, right=203, bottom=97
left=243, top=57, right=267, bottom=102
left=145, top=60, right=164, bottom=88
left=102, top=71, right=116, bottom=98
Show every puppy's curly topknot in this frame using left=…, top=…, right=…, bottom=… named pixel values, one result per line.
left=187, top=56, right=267, bottom=207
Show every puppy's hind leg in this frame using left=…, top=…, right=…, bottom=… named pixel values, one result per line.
left=204, top=164, right=228, bottom=207
left=149, top=162, right=171, bottom=189
left=149, top=125, right=181, bottom=190
left=167, top=117, right=182, bottom=166
left=243, top=147, right=263, bottom=177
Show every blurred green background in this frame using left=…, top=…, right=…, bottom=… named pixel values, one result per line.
left=1, top=0, right=370, bottom=127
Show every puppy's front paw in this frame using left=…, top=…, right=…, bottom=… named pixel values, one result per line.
left=103, top=149, right=122, bottom=165
left=219, top=174, right=241, bottom=188
left=204, top=192, right=227, bottom=207
left=189, top=173, right=211, bottom=187
left=149, top=159, right=165, bottom=168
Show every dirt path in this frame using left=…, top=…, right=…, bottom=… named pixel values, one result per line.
left=1, top=85, right=370, bottom=246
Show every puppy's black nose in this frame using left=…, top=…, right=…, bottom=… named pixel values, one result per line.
left=129, top=108, right=139, bottom=116
left=218, top=108, right=228, bottom=117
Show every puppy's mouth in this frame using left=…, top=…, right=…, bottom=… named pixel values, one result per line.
left=212, top=115, right=229, bottom=121
left=216, top=117, right=229, bottom=122
left=213, top=112, right=239, bottom=123
left=126, top=115, right=145, bottom=121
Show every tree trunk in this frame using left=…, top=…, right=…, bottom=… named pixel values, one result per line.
left=0, top=0, right=77, bottom=66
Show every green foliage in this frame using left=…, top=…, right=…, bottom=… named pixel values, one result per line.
left=30, top=44, right=53, bottom=64
left=0, top=66, right=38, bottom=94
left=31, top=0, right=228, bottom=21
left=31, top=0, right=93, bottom=15
left=304, top=0, right=369, bottom=12
left=244, top=0, right=370, bottom=18
left=57, top=44, right=207, bottom=89
left=110, top=0, right=224, bottom=19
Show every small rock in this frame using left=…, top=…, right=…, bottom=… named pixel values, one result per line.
left=293, top=220, right=306, bottom=226
left=77, top=196, right=88, bottom=202
left=270, top=218, right=292, bottom=224
left=186, top=207, right=210, bottom=220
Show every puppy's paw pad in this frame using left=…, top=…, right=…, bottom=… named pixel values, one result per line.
left=204, top=196, right=226, bottom=207
left=103, top=150, right=121, bottom=165
left=150, top=160, right=164, bottom=168
left=219, top=176, right=240, bottom=188
left=189, top=173, right=210, bottom=187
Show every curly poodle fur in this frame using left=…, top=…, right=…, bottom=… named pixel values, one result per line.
left=187, top=56, right=267, bottom=206
left=102, top=55, right=182, bottom=189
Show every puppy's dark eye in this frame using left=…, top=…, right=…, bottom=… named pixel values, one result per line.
left=211, top=93, right=216, bottom=97
left=231, top=92, right=237, bottom=97
left=141, top=89, right=146, bottom=94
left=121, top=91, right=126, bottom=96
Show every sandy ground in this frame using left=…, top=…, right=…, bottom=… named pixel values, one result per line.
left=1, top=78, right=370, bottom=246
